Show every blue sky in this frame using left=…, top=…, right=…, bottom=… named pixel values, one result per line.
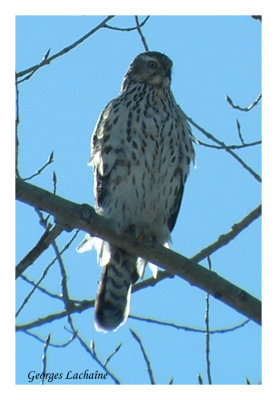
left=15, top=15, right=261, bottom=385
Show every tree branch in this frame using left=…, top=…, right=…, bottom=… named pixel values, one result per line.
left=104, top=16, right=150, bottom=32
left=197, top=138, right=261, bottom=150
left=16, top=178, right=261, bottom=325
left=16, top=16, right=115, bottom=80
left=66, top=319, right=121, bottom=384
left=183, top=112, right=261, bottom=183
left=41, top=334, right=51, bottom=385
left=23, top=151, right=54, bottom=181
left=129, top=314, right=250, bottom=334
left=16, top=224, right=63, bottom=279
left=135, top=15, right=149, bottom=51
left=132, top=203, right=261, bottom=296
left=192, top=204, right=261, bottom=263
left=16, top=301, right=94, bottom=331
left=130, top=329, right=155, bottom=384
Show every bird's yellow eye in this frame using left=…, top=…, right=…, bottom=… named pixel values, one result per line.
left=148, top=60, right=158, bottom=69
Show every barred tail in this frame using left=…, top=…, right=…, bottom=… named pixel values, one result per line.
left=94, top=248, right=138, bottom=332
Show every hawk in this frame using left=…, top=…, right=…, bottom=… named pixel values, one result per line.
left=78, top=51, right=195, bottom=332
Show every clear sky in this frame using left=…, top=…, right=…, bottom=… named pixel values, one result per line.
left=15, top=15, right=261, bottom=386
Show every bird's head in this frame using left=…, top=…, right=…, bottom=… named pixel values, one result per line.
left=122, top=51, right=173, bottom=90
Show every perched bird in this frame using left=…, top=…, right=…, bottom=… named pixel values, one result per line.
left=78, top=51, right=195, bottom=332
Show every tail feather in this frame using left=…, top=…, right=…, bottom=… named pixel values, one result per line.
left=94, top=248, right=138, bottom=332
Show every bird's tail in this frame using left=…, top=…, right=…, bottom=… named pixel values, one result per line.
left=94, top=247, right=138, bottom=332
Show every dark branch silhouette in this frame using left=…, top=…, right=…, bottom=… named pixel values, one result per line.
left=16, top=178, right=261, bottom=325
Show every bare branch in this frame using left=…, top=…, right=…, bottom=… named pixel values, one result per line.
left=130, top=329, right=155, bottom=384
left=52, top=171, right=57, bottom=194
left=17, top=49, right=51, bottom=84
left=23, top=151, right=54, bottom=181
left=42, top=169, right=72, bottom=312
left=192, top=204, right=261, bottom=263
left=67, top=320, right=121, bottom=384
left=23, top=329, right=76, bottom=348
left=19, top=274, right=62, bottom=301
left=105, top=16, right=150, bottom=32
left=129, top=314, right=250, bottom=334
left=16, top=294, right=250, bottom=334
left=16, top=16, right=115, bottom=81
left=133, top=204, right=261, bottom=295
left=16, top=229, right=79, bottom=317
left=41, top=334, right=51, bottom=385
left=135, top=16, right=149, bottom=51
left=197, top=138, right=261, bottom=150
left=15, top=79, right=21, bottom=178
left=225, top=93, right=262, bottom=112
left=236, top=119, right=245, bottom=145
left=198, top=373, right=203, bottom=384
left=184, top=112, right=261, bottom=183
left=52, top=238, right=73, bottom=313
left=16, top=224, right=63, bottom=279
left=16, top=256, right=55, bottom=317
left=16, top=178, right=262, bottom=324
left=205, top=256, right=212, bottom=385
left=20, top=272, right=86, bottom=306
left=16, top=300, right=95, bottom=331
left=104, top=343, right=123, bottom=367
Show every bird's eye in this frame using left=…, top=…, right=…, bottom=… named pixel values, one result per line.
left=148, top=60, right=158, bottom=69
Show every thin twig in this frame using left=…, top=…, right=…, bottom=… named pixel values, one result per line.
left=16, top=230, right=80, bottom=317
left=20, top=273, right=84, bottom=306
left=52, top=238, right=73, bottom=313
left=197, top=138, right=261, bottom=150
left=16, top=300, right=95, bottom=331
left=236, top=119, right=245, bottom=145
left=183, top=112, right=261, bottom=183
left=192, top=204, right=261, bottom=263
left=205, top=256, right=212, bottom=385
left=17, top=48, right=51, bottom=84
left=16, top=257, right=55, bottom=317
left=16, top=298, right=250, bottom=334
left=16, top=224, right=63, bottom=279
left=52, top=171, right=57, bottom=194
left=42, top=181, right=73, bottom=314
left=16, top=16, right=115, bottom=81
left=23, top=151, right=54, bottom=181
left=67, top=319, right=121, bottom=384
left=104, top=343, right=123, bottom=366
left=41, top=334, right=51, bottom=385
left=225, top=93, right=262, bottom=112
left=130, top=329, right=155, bottom=384
left=15, top=79, right=21, bottom=178
left=36, top=206, right=51, bottom=228
left=23, top=329, right=76, bottom=348
left=129, top=314, right=250, bottom=334
left=105, top=16, right=150, bottom=32
left=135, top=16, right=149, bottom=51
left=198, top=373, right=203, bottom=384
left=19, top=274, right=62, bottom=301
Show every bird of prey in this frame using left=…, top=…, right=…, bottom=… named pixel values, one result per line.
left=78, top=51, right=195, bottom=332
